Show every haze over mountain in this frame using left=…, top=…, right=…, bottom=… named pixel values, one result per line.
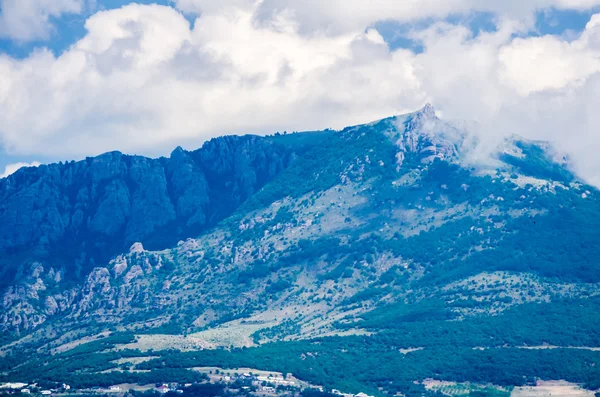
left=1, top=106, right=599, bottom=397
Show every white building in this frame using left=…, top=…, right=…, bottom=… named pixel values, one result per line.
left=0, top=383, right=28, bottom=389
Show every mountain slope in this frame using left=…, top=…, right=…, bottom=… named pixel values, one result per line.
left=1, top=106, right=599, bottom=397
left=0, top=133, right=333, bottom=287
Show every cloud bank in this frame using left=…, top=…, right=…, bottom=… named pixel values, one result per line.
left=1, top=1, right=600, bottom=185
left=0, top=161, right=41, bottom=178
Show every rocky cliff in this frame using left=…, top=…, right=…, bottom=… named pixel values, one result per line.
left=0, top=133, right=322, bottom=287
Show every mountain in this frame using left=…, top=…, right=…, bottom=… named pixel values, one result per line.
left=0, top=133, right=333, bottom=285
left=1, top=106, right=599, bottom=397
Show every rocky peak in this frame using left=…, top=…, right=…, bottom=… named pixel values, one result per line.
left=170, top=146, right=187, bottom=159
left=129, top=242, right=144, bottom=254
left=414, top=103, right=438, bottom=120
left=391, top=104, right=465, bottom=166
left=420, top=103, right=436, bottom=117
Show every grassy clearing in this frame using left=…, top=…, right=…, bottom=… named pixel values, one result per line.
left=510, top=381, right=595, bottom=397
left=115, top=334, right=212, bottom=352
left=423, top=379, right=511, bottom=396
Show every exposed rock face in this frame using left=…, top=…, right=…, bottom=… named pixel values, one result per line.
left=0, top=135, right=307, bottom=286
left=390, top=104, right=469, bottom=165
left=129, top=242, right=145, bottom=254
left=1, top=263, right=76, bottom=331
left=0, top=245, right=174, bottom=333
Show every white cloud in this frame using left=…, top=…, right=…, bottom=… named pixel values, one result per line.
left=0, top=0, right=85, bottom=41
left=0, top=161, right=41, bottom=178
left=174, top=0, right=255, bottom=15
left=174, top=0, right=600, bottom=34
left=0, top=3, right=422, bottom=158
left=1, top=2, right=600, bottom=185
left=499, top=35, right=600, bottom=95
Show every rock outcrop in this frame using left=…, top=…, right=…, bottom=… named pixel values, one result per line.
left=0, top=134, right=313, bottom=287
left=390, top=104, right=467, bottom=166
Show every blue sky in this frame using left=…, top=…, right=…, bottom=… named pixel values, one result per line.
left=1, top=1, right=600, bottom=184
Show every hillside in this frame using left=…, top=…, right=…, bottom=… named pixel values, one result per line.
left=0, top=132, right=335, bottom=330
left=1, top=105, right=599, bottom=397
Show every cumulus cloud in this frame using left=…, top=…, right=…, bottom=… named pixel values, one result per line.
left=0, top=0, right=85, bottom=41
left=174, top=0, right=600, bottom=34
left=0, top=3, right=422, bottom=158
left=173, top=0, right=255, bottom=15
left=0, top=161, right=41, bottom=178
left=1, top=2, right=600, bottom=185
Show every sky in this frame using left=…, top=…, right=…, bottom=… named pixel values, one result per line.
left=1, top=1, right=600, bottom=185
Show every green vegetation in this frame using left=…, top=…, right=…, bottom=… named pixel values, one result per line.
left=5, top=298, right=599, bottom=397
left=241, top=120, right=399, bottom=213
left=1, top=112, right=599, bottom=397
left=130, top=342, right=600, bottom=396
left=500, top=141, right=574, bottom=183
left=252, top=319, right=301, bottom=343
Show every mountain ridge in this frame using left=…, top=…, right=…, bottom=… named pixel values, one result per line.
left=0, top=133, right=332, bottom=285
left=1, top=106, right=599, bottom=397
